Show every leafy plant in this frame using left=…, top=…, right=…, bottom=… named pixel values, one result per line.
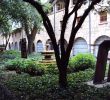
left=5, top=58, right=45, bottom=76
left=37, top=63, right=58, bottom=75
left=28, top=52, right=43, bottom=62
left=69, top=53, right=96, bottom=72
left=3, top=69, right=94, bottom=100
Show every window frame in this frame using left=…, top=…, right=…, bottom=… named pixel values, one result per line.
left=99, top=11, right=107, bottom=23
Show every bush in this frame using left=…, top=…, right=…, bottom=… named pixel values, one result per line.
left=3, top=69, right=94, bottom=100
left=5, top=59, right=21, bottom=71
left=1, top=50, right=21, bottom=59
left=68, top=68, right=94, bottom=84
left=5, top=58, right=45, bottom=76
left=69, top=53, right=96, bottom=72
left=28, top=52, right=43, bottom=62
left=37, top=63, right=58, bottom=75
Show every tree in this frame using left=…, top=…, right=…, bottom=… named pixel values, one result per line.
left=0, top=4, right=12, bottom=49
left=1, top=0, right=51, bottom=53
left=0, top=3, right=21, bottom=50
left=24, top=0, right=101, bottom=88
left=4, top=0, right=42, bottom=53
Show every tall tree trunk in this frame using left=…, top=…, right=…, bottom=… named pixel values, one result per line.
left=59, top=65, right=68, bottom=89
left=4, top=40, right=8, bottom=50
left=27, top=36, right=34, bottom=54
left=58, top=58, right=68, bottom=89
left=4, top=35, right=10, bottom=50
left=24, top=24, right=37, bottom=54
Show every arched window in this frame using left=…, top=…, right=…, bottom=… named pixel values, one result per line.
left=14, top=42, right=18, bottom=50
left=99, top=11, right=107, bottom=22
left=36, top=40, right=43, bottom=52
left=73, top=37, right=88, bottom=56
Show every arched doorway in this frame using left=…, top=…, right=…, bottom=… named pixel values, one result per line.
left=73, top=37, right=88, bottom=56
left=14, top=42, right=18, bottom=50
left=36, top=40, right=43, bottom=52
left=46, top=39, right=53, bottom=50
left=94, top=35, right=110, bottom=57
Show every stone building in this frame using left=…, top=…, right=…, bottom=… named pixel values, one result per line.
left=6, top=0, right=110, bottom=57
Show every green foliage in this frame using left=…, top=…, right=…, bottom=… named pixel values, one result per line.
left=68, top=68, right=94, bottom=84
left=2, top=50, right=20, bottom=58
left=69, top=53, right=96, bottom=72
left=0, top=3, right=11, bottom=33
left=42, top=2, right=52, bottom=13
left=3, top=51, right=58, bottom=75
left=5, top=58, right=40, bottom=75
left=37, top=63, right=58, bottom=74
left=0, top=50, right=20, bottom=60
left=2, top=65, right=108, bottom=100
left=5, top=59, right=58, bottom=75
left=3, top=69, right=94, bottom=100
left=3, top=58, right=57, bottom=75
left=0, top=0, right=49, bottom=30
left=28, top=52, right=43, bottom=62
left=0, top=50, right=21, bottom=68
left=5, top=58, right=22, bottom=71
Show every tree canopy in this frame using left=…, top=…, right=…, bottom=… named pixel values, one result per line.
left=0, top=0, right=51, bottom=52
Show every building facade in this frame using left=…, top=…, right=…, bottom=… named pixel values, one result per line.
left=6, top=0, right=110, bottom=57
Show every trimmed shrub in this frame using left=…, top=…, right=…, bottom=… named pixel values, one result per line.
left=69, top=53, right=96, bottom=72
left=37, top=63, right=58, bottom=75
left=0, top=50, right=21, bottom=59
left=5, top=58, right=45, bottom=76
left=5, top=59, right=21, bottom=71
left=28, top=52, right=43, bottom=62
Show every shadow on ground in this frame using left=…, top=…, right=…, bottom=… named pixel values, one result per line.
left=0, top=84, right=17, bottom=100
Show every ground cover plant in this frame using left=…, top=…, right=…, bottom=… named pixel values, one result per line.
left=1, top=68, right=94, bottom=100
left=0, top=50, right=20, bottom=67
left=0, top=68, right=110, bottom=100
left=0, top=50, right=110, bottom=100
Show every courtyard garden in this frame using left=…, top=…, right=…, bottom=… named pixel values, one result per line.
left=0, top=50, right=110, bottom=100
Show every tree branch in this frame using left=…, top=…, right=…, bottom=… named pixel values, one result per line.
left=31, top=25, right=38, bottom=40
left=64, top=0, right=70, bottom=14
left=60, top=0, right=70, bottom=59
left=66, top=1, right=97, bottom=59
left=68, top=0, right=81, bottom=17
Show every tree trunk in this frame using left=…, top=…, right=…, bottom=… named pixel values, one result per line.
left=4, top=40, right=8, bottom=50
left=28, top=36, right=34, bottom=54
left=4, top=35, right=10, bottom=50
left=58, top=64, right=68, bottom=89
